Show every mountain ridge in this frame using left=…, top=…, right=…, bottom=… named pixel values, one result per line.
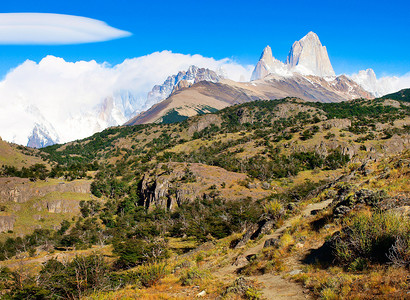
left=126, top=72, right=373, bottom=125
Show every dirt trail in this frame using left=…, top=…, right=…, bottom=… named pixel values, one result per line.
left=215, top=199, right=333, bottom=299
left=244, top=199, right=333, bottom=258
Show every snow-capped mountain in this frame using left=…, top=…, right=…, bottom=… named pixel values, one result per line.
left=14, top=92, right=140, bottom=148
left=147, top=65, right=222, bottom=107
left=0, top=51, right=251, bottom=148
left=286, top=31, right=335, bottom=77
left=1, top=32, right=408, bottom=148
left=4, top=65, right=222, bottom=148
left=250, top=31, right=409, bottom=98
left=351, top=69, right=379, bottom=95
left=251, top=31, right=335, bottom=80
left=251, top=46, right=290, bottom=80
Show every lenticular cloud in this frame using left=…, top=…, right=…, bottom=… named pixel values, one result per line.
left=0, top=13, right=131, bottom=44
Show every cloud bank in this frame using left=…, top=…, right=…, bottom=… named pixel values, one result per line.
left=350, top=69, right=410, bottom=97
left=0, top=13, right=131, bottom=44
left=0, top=51, right=253, bottom=145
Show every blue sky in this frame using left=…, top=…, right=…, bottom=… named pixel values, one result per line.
left=0, top=0, right=409, bottom=77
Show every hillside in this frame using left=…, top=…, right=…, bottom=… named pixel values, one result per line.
left=0, top=138, right=96, bottom=240
left=126, top=74, right=373, bottom=126
left=0, top=137, right=45, bottom=169
left=383, top=88, right=410, bottom=102
left=0, top=95, right=409, bottom=299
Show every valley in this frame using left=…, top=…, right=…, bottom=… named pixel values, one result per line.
left=0, top=91, right=409, bottom=299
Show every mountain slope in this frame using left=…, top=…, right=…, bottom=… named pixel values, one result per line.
left=382, top=88, right=410, bottom=101
left=0, top=96, right=409, bottom=298
left=126, top=74, right=372, bottom=125
left=146, top=65, right=222, bottom=109
left=0, top=137, right=46, bottom=168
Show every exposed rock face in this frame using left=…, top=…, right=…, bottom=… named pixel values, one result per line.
left=0, top=178, right=91, bottom=203
left=233, top=218, right=276, bottom=249
left=0, top=215, right=15, bottom=233
left=291, top=132, right=410, bottom=161
left=146, top=65, right=222, bottom=107
left=286, top=31, right=335, bottom=77
left=45, top=199, right=80, bottom=214
left=187, top=114, right=223, bottom=135
left=251, top=46, right=289, bottom=80
left=140, top=162, right=271, bottom=210
left=322, top=118, right=352, bottom=129
left=251, top=32, right=335, bottom=80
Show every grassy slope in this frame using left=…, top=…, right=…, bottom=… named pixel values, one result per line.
left=0, top=178, right=94, bottom=241
left=0, top=95, right=409, bottom=299
left=0, top=139, right=46, bottom=168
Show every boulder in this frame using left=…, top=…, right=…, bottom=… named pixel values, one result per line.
left=0, top=215, right=15, bottom=232
left=264, top=238, right=280, bottom=248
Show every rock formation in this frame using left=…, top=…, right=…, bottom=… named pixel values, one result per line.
left=251, top=46, right=289, bottom=80
left=251, top=31, right=335, bottom=80
left=0, top=215, right=15, bottom=233
left=0, top=178, right=91, bottom=203
left=286, top=31, right=335, bottom=77
left=140, top=162, right=271, bottom=210
left=146, top=65, right=222, bottom=107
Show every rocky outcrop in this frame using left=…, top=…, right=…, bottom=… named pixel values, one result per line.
left=187, top=114, right=223, bottom=135
left=45, top=199, right=81, bottom=214
left=140, top=162, right=271, bottom=210
left=232, top=218, right=276, bottom=249
left=146, top=65, right=222, bottom=107
left=322, top=118, right=351, bottom=129
left=0, top=178, right=91, bottom=203
left=0, top=215, right=15, bottom=232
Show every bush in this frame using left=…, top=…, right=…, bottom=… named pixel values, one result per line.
left=132, top=263, right=169, bottom=287
left=334, top=212, right=410, bottom=268
left=264, top=199, right=283, bottom=220
left=37, top=254, right=111, bottom=299
left=113, top=239, right=168, bottom=269
left=179, top=267, right=208, bottom=286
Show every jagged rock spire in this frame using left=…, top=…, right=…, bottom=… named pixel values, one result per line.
left=286, top=31, right=335, bottom=77
left=251, top=31, right=335, bottom=80
left=251, top=45, right=289, bottom=80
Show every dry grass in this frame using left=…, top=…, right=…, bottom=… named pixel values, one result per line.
left=0, top=139, right=46, bottom=168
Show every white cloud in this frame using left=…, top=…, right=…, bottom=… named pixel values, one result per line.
left=0, top=51, right=253, bottom=145
left=350, top=68, right=410, bottom=97
left=0, top=13, right=131, bottom=44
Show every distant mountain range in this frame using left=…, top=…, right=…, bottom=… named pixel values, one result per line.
left=127, top=32, right=372, bottom=125
left=1, top=31, right=408, bottom=148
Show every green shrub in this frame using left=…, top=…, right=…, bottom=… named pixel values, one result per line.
left=132, top=263, right=169, bottom=287
left=179, top=267, right=208, bottom=286
left=334, top=212, right=410, bottom=267
left=264, top=199, right=283, bottom=220
left=113, top=239, right=168, bottom=269
left=245, top=287, right=262, bottom=300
